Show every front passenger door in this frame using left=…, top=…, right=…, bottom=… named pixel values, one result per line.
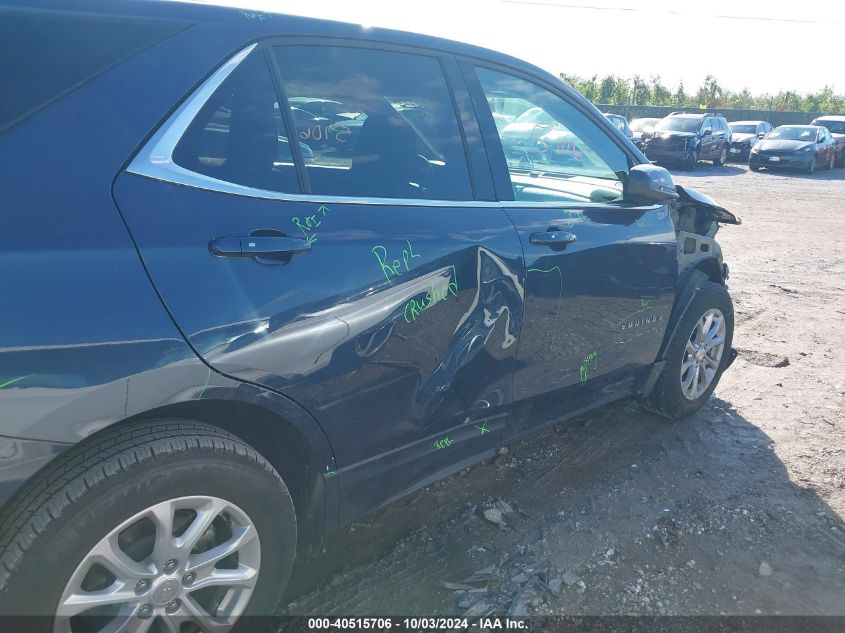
left=466, top=65, right=677, bottom=429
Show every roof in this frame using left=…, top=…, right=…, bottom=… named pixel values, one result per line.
left=812, top=115, right=845, bottom=122
left=669, top=112, right=716, bottom=119
left=728, top=120, right=767, bottom=125
left=3, top=0, right=553, bottom=79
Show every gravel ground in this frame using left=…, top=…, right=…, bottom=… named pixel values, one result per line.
left=281, top=164, right=845, bottom=617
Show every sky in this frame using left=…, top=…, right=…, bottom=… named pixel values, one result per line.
left=185, top=0, right=843, bottom=95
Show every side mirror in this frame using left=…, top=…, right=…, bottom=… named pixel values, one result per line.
left=626, top=164, right=679, bottom=205
left=701, top=129, right=712, bottom=137
left=757, top=133, right=766, bottom=139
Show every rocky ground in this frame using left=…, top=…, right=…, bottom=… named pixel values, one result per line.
left=280, top=164, right=845, bottom=617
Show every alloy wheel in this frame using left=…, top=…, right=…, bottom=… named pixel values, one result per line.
left=680, top=308, right=726, bottom=401
left=54, top=496, right=261, bottom=633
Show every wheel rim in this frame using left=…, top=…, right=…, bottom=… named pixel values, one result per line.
left=54, top=496, right=261, bottom=633
left=720, top=147, right=727, bottom=163
left=680, top=308, right=726, bottom=401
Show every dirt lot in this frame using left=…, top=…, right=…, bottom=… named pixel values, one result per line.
left=282, top=164, right=845, bottom=617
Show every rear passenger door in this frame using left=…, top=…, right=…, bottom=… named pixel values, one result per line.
left=464, top=64, right=677, bottom=427
left=114, top=42, right=524, bottom=521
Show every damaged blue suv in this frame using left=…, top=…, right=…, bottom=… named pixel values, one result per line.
left=0, top=1, right=740, bottom=628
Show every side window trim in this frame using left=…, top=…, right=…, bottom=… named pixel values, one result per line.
left=128, top=40, right=484, bottom=206
left=127, top=43, right=261, bottom=195
left=263, top=46, right=310, bottom=194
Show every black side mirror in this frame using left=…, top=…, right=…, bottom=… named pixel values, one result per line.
left=626, top=164, right=679, bottom=205
left=701, top=129, right=712, bottom=137
left=757, top=133, right=766, bottom=139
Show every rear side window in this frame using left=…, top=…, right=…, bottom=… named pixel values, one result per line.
left=0, top=9, right=184, bottom=130
left=273, top=45, right=473, bottom=200
left=172, top=53, right=302, bottom=194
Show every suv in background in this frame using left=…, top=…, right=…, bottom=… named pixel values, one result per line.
left=811, top=115, right=845, bottom=167
left=728, top=120, right=773, bottom=162
left=645, top=112, right=732, bottom=170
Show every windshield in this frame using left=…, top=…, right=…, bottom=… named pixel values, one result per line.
left=730, top=124, right=758, bottom=134
left=655, top=117, right=700, bottom=133
left=515, top=107, right=555, bottom=125
left=767, top=126, right=817, bottom=141
left=814, top=120, right=845, bottom=135
left=630, top=118, right=658, bottom=132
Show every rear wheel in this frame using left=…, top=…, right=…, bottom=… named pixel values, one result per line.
left=0, top=421, right=297, bottom=632
left=642, top=274, right=734, bottom=419
left=836, top=149, right=845, bottom=168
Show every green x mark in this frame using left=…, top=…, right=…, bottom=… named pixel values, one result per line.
left=475, top=421, right=490, bottom=435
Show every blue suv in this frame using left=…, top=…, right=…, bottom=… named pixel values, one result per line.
left=0, top=1, right=740, bottom=627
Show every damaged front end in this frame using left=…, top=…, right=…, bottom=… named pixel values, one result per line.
left=670, top=184, right=741, bottom=283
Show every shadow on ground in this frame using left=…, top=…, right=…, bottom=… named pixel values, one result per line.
left=281, top=395, right=845, bottom=615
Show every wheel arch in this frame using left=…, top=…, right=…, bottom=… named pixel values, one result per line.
left=118, top=385, right=338, bottom=550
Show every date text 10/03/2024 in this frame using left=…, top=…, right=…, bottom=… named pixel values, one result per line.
left=307, top=617, right=528, bottom=629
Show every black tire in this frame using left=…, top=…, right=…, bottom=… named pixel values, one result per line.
left=685, top=149, right=699, bottom=171
left=642, top=273, right=734, bottom=420
left=827, top=150, right=835, bottom=170
left=805, top=156, right=816, bottom=174
left=714, top=144, right=727, bottom=166
left=0, top=420, right=297, bottom=628
left=836, top=150, right=845, bottom=168
left=749, top=164, right=760, bottom=172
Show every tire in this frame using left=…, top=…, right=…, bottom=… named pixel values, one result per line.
left=749, top=164, right=760, bottom=172
left=0, top=420, right=297, bottom=631
left=836, top=150, right=845, bottom=168
left=642, top=273, right=734, bottom=420
left=805, top=156, right=816, bottom=174
left=828, top=150, right=835, bottom=170
left=685, top=149, right=699, bottom=171
left=714, top=145, right=727, bottom=166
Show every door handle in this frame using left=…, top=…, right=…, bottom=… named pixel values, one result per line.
left=209, top=235, right=311, bottom=258
left=529, top=228, right=577, bottom=248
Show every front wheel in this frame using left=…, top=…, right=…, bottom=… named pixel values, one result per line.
left=684, top=149, right=699, bottom=171
left=0, top=421, right=297, bottom=631
left=642, top=274, right=734, bottom=419
left=714, top=145, right=728, bottom=166
left=805, top=156, right=816, bottom=174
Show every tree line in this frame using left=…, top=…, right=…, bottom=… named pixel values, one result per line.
left=559, top=73, right=845, bottom=114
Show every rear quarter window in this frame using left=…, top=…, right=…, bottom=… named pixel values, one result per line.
left=0, top=8, right=186, bottom=130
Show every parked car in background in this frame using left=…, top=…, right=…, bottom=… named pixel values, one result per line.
left=810, top=115, right=845, bottom=167
left=499, top=105, right=560, bottom=161
left=749, top=125, right=837, bottom=173
left=603, top=113, right=633, bottom=141
left=644, top=112, right=732, bottom=170
left=0, top=1, right=741, bottom=628
left=630, top=117, right=661, bottom=149
left=727, top=120, right=772, bottom=162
